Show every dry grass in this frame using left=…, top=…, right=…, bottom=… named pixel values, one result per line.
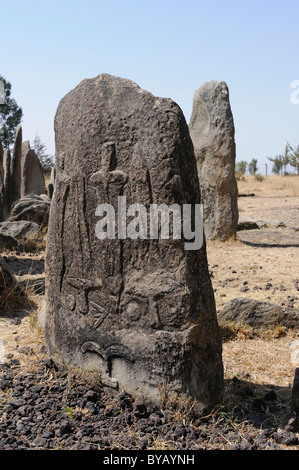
left=238, top=174, right=299, bottom=197
left=17, top=226, right=48, bottom=254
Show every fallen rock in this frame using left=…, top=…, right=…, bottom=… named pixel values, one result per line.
left=218, top=297, right=299, bottom=331
left=237, top=216, right=259, bottom=231
left=0, top=221, right=40, bottom=241
left=8, top=194, right=50, bottom=226
left=237, top=217, right=286, bottom=231
left=238, top=193, right=256, bottom=198
left=266, top=220, right=286, bottom=228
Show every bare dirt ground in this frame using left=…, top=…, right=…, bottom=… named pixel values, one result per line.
left=207, top=175, right=299, bottom=404
left=0, top=175, right=298, bottom=451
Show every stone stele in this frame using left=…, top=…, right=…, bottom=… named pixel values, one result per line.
left=21, top=143, right=46, bottom=197
left=189, top=81, right=239, bottom=240
left=45, top=74, right=224, bottom=412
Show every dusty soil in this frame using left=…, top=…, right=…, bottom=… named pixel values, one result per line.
left=0, top=175, right=298, bottom=451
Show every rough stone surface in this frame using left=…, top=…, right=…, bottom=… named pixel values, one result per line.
left=21, top=145, right=46, bottom=197
left=189, top=81, right=239, bottom=240
left=237, top=216, right=286, bottom=231
left=47, top=183, right=54, bottom=200
left=45, top=73, right=224, bottom=413
left=0, top=130, right=48, bottom=222
left=0, top=220, right=40, bottom=241
left=0, top=357, right=295, bottom=450
left=291, top=368, right=299, bottom=413
left=9, top=125, right=23, bottom=205
left=0, top=139, right=4, bottom=222
left=0, top=141, right=11, bottom=222
left=218, top=297, right=299, bottom=331
left=237, top=216, right=259, bottom=231
left=8, top=194, right=50, bottom=226
left=50, top=164, right=56, bottom=187
left=2, top=149, right=11, bottom=219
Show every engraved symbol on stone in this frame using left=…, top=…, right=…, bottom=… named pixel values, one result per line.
left=90, top=142, right=128, bottom=202
left=62, top=276, right=103, bottom=315
left=81, top=341, right=134, bottom=376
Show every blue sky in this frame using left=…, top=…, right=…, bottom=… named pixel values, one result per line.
left=1, top=0, right=299, bottom=174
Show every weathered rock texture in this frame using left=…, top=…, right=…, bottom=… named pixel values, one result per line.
left=218, top=297, right=299, bottom=331
left=2, top=149, right=11, bottom=219
left=0, top=220, right=40, bottom=241
left=189, top=81, right=239, bottom=240
left=291, top=368, right=299, bottom=413
left=45, top=73, right=224, bottom=412
left=8, top=194, right=50, bottom=226
left=0, top=139, right=5, bottom=222
left=0, top=130, right=47, bottom=223
left=9, top=125, right=23, bottom=205
left=21, top=142, right=46, bottom=197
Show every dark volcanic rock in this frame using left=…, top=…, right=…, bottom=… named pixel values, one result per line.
left=21, top=145, right=46, bottom=197
left=8, top=194, right=50, bottom=225
left=45, top=73, right=224, bottom=413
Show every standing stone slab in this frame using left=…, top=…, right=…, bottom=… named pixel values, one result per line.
left=45, top=74, right=224, bottom=412
left=0, top=139, right=4, bottom=221
left=2, top=149, right=11, bottom=220
left=10, top=124, right=22, bottom=205
left=21, top=145, right=46, bottom=197
left=189, top=81, right=239, bottom=240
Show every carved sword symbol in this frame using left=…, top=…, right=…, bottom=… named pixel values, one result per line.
left=90, top=142, right=128, bottom=199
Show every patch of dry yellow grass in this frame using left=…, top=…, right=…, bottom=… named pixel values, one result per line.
left=238, top=175, right=299, bottom=197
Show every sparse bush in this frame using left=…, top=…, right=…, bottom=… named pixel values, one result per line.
left=235, top=170, right=246, bottom=181
left=254, top=173, right=264, bottom=182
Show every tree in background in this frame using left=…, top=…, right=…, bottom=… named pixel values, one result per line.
left=248, top=158, right=258, bottom=175
left=32, top=133, right=54, bottom=175
left=268, top=145, right=290, bottom=175
left=268, top=155, right=283, bottom=175
left=281, top=145, right=291, bottom=174
left=236, top=161, right=247, bottom=174
left=235, top=161, right=248, bottom=181
left=0, top=75, right=23, bottom=149
left=287, top=142, right=299, bottom=175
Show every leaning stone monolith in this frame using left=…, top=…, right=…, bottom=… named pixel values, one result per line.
left=45, top=74, right=224, bottom=412
left=189, top=81, right=239, bottom=240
